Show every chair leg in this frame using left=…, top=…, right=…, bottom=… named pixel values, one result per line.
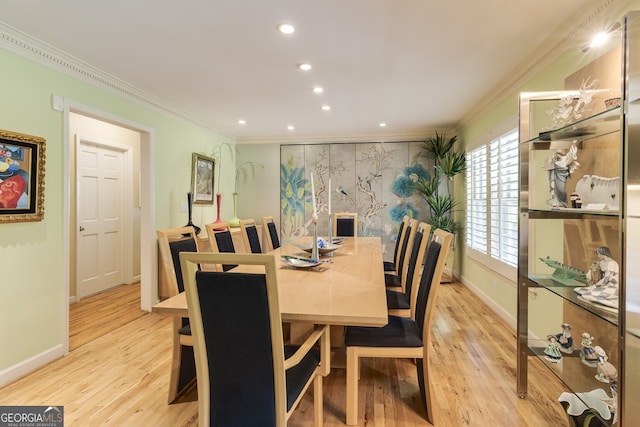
left=419, top=356, right=435, bottom=425
left=314, top=374, right=323, bottom=427
left=168, top=318, right=196, bottom=404
left=167, top=318, right=183, bottom=403
left=346, top=347, right=359, bottom=425
left=320, top=325, right=331, bottom=377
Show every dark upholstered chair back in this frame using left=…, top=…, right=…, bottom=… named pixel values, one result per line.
left=333, top=212, right=358, bottom=237
left=214, top=230, right=235, bottom=253
left=336, top=218, right=355, bottom=237
left=262, top=216, right=281, bottom=252
left=267, top=222, right=280, bottom=250
left=336, top=218, right=354, bottom=236
left=196, top=271, right=278, bottom=426
left=403, top=227, right=424, bottom=301
left=246, top=225, right=262, bottom=253
left=392, top=219, right=406, bottom=266
left=169, top=238, right=198, bottom=293
left=240, top=219, right=263, bottom=254
left=414, top=241, right=441, bottom=338
left=396, top=221, right=413, bottom=279
left=214, top=231, right=237, bottom=271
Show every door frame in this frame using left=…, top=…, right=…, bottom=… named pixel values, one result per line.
left=75, top=135, right=133, bottom=299
left=62, top=99, right=157, bottom=354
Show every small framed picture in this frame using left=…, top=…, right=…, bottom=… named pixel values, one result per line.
left=191, top=153, right=215, bottom=204
left=0, top=129, right=46, bottom=222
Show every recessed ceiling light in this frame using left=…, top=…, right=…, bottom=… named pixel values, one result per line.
left=590, top=32, right=608, bottom=48
left=287, top=125, right=295, bottom=131
left=238, top=119, right=246, bottom=125
left=312, top=87, right=324, bottom=94
left=379, top=122, right=387, bottom=127
left=322, top=105, right=331, bottom=111
left=277, top=23, right=295, bottom=34
left=582, top=21, right=621, bottom=52
left=297, top=63, right=312, bottom=71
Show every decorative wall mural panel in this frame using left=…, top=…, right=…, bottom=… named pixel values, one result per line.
left=356, top=143, right=385, bottom=237
left=280, top=145, right=307, bottom=240
left=381, top=143, right=410, bottom=254
left=329, top=144, right=356, bottom=220
left=280, top=141, right=427, bottom=262
left=305, top=144, right=330, bottom=234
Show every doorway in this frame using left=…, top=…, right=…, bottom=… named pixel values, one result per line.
left=64, top=103, right=156, bottom=353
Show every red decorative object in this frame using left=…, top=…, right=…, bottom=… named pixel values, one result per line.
left=212, top=193, right=226, bottom=230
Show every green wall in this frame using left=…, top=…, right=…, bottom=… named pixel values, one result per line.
left=0, top=46, right=235, bottom=379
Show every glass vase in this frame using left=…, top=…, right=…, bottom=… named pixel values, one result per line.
left=229, top=193, right=240, bottom=227
left=212, top=193, right=226, bottom=230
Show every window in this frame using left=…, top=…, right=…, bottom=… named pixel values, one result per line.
left=466, top=127, right=519, bottom=279
left=466, top=145, right=487, bottom=253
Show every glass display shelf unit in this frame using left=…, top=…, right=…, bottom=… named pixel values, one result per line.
left=519, top=12, right=640, bottom=425
left=524, top=106, right=621, bottom=148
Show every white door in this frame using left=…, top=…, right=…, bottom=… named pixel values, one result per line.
left=76, top=138, right=126, bottom=299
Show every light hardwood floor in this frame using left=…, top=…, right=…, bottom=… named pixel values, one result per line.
left=0, top=281, right=569, bottom=426
left=69, top=283, right=147, bottom=350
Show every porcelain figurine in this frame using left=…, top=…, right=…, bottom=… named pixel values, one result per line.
left=595, top=346, right=618, bottom=384
left=554, top=323, right=574, bottom=354
left=543, top=335, right=562, bottom=363
left=575, top=247, right=619, bottom=310
left=580, top=332, right=599, bottom=367
left=544, top=142, right=579, bottom=208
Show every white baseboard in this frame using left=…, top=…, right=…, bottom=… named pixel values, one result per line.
left=0, top=344, right=66, bottom=388
left=69, top=295, right=77, bottom=304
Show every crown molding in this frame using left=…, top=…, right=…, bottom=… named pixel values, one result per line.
left=458, top=0, right=632, bottom=129
left=0, top=21, right=235, bottom=141
left=236, top=128, right=458, bottom=145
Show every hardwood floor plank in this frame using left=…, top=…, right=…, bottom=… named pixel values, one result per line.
left=69, top=283, right=146, bottom=350
left=1, top=281, right=569, bottom=426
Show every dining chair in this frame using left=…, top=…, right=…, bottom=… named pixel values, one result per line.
left=240, top=218, right=263, bottom=253
left=179, top=252, right=330, bottom=427
left=383, top=215, right=410, bottom=273
left=156, top=226, right=199, bottom=403
left=386, top=221, right=431, bottom=318
left=384, top=218, right=417, bottom=288
left=333, top=212, right=358, bottom=237
left=262, top=215, right=281, bottom=251
left=344, top=229, right=453, bottom=425
left=205, top=221, right=237, bottom=271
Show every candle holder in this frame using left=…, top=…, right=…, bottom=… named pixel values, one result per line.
left=183, top=192, right=201, bottom=236
left=311, top=218, right=320, bottom=262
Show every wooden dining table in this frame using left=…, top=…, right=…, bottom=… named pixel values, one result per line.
left=152, top=236, right=388, bottom=402
left=153, top=236, right=388, bottom=327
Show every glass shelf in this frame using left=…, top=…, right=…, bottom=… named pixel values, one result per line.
left=526, top=209, right=620, bottom=219
left=528, top=275, right=619, bottom=325
left=528, top=339, right=616, bottom=426
left=525, top=106, right=621, bottom=147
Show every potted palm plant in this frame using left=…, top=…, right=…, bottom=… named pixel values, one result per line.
left=414, top=132, right=466, bottom=234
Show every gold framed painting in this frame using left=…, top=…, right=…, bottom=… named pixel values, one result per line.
left=0, top=129, right=46, bottom=222
left=191, top=153, right=215, bottom=204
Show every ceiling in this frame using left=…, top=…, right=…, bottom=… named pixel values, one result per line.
left=0, top=0, right=609, bottom=142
